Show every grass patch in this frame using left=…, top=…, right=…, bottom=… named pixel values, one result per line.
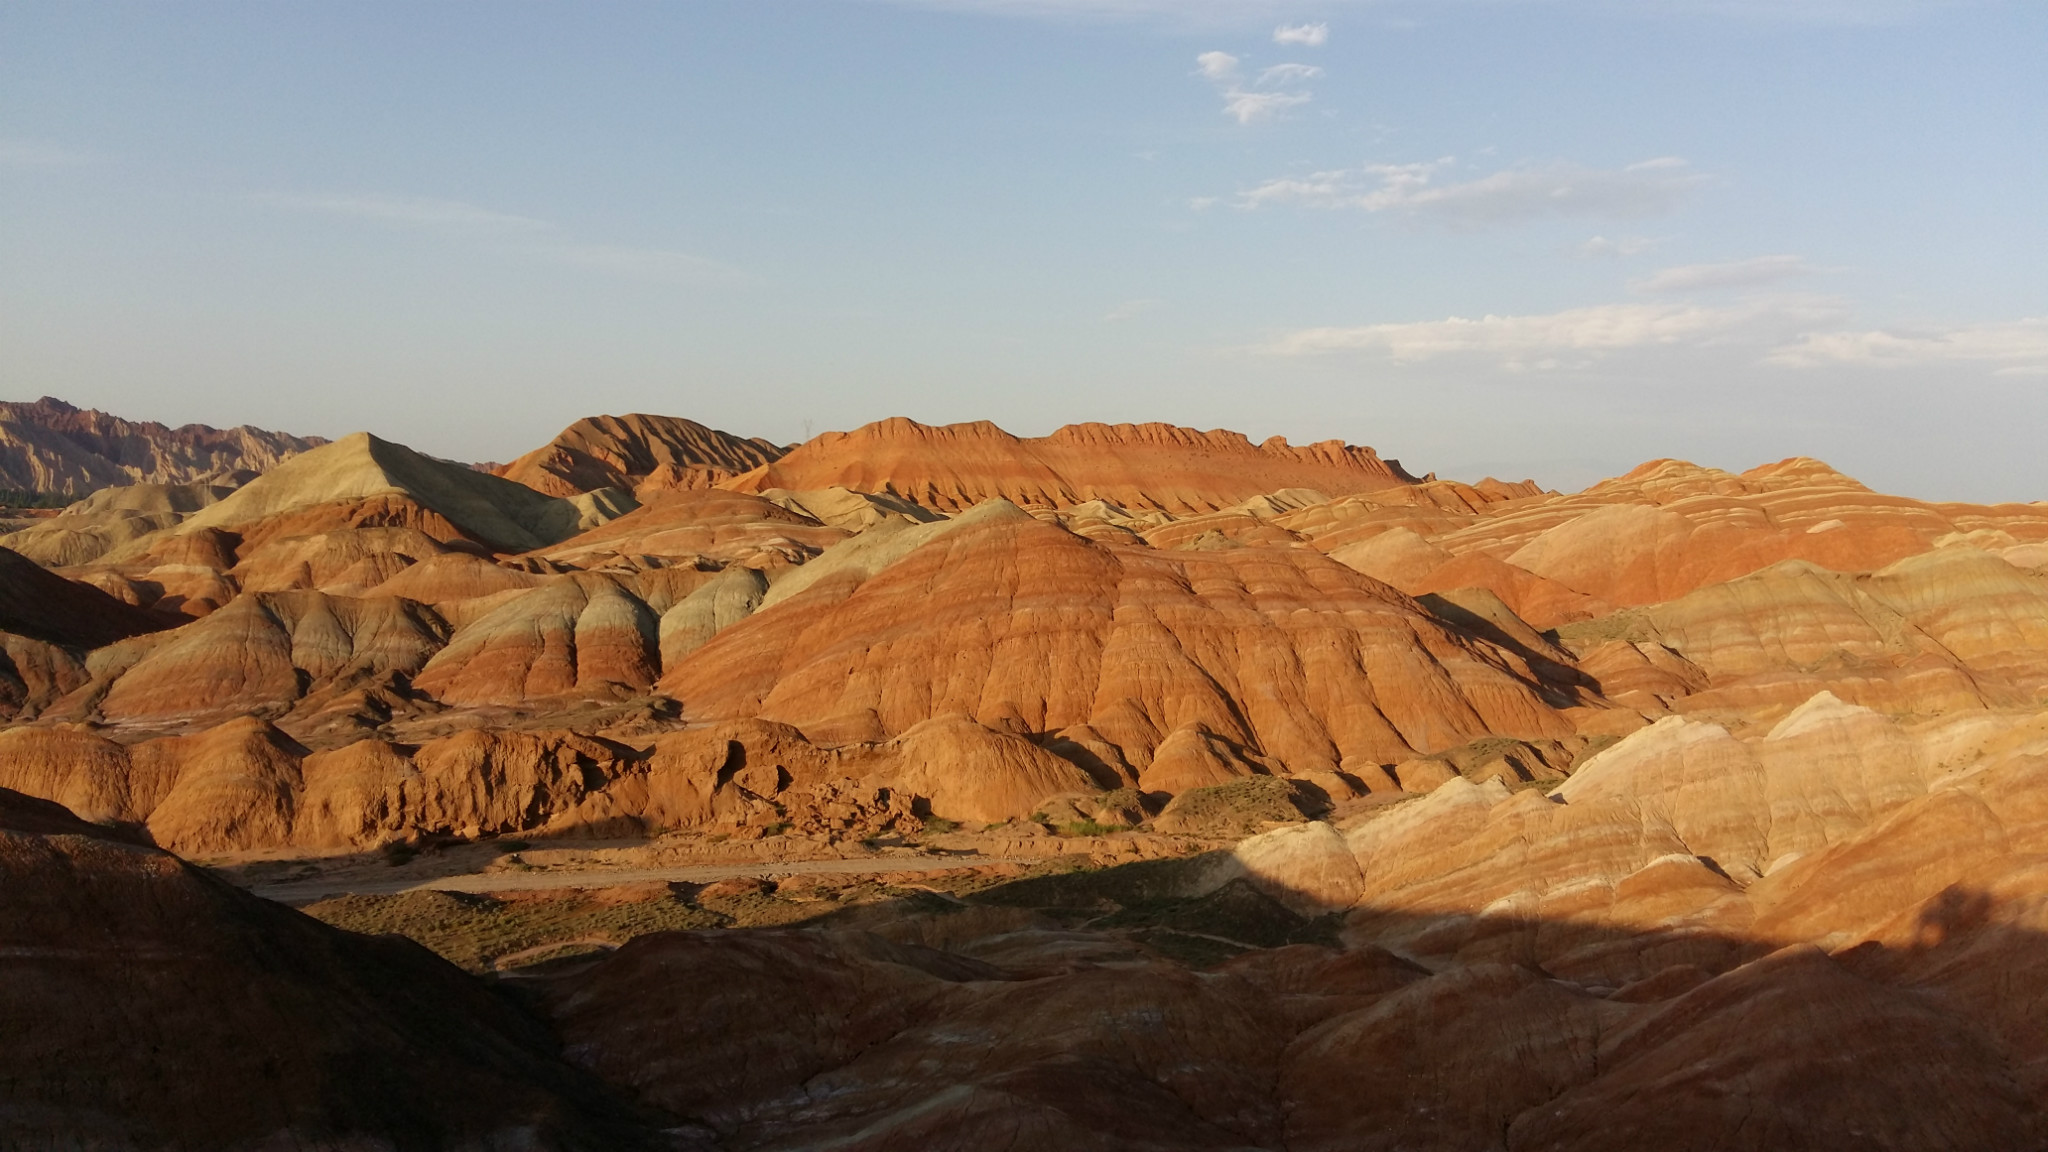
left=1132, top=929, right=1249, bottom=969
left=305, top=889, right=724, bottom=973
left=1155, top=777, right=1319, bottom=837
left=1096, top=878, right=1326, bottom=950
left=965, top=854, right=1227, bottom=912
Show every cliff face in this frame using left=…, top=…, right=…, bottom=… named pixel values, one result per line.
left=0, top=397, right=325, bottom=496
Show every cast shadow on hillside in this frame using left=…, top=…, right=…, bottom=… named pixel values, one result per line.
left=473, top=852, right=2048, bottom=1152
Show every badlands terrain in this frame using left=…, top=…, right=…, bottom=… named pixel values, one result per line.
left=8, top=397, right=2048, bottom=1148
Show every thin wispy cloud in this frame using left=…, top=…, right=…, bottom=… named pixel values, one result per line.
left=262, top=193, right=548, bottom=232
left=880, top=0, right=1977, bottom=29
left=1235, top=157, right=1708, bottom=227
left=1221, top=89, right=1313, bottom=123
left=1258, top=63, right=1324, bottom=84
left=1195, top=48, right=1317, bottom=123
left=0, top=139, right=103, bottom=168
left=1263, top=298, right=1838, bottom=364
left=1768, top=317, right=2048, bottom=373
left=1575, top=234, right=1662, bottom=259
left=1262, top=296, right=2046, bottom=378
left=1273, top=22, right=1330, bottom=45
left=1103, top=297, right=1162, bottom=321
left=1631, top=254, right=1817, bottom=292
left=261, top=191, right=737, bottom=284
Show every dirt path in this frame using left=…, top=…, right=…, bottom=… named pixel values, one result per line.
left=248, top=855, right=1040, bottom=905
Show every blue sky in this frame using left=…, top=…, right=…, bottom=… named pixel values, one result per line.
left=2, top=1, right=2042, bottom=499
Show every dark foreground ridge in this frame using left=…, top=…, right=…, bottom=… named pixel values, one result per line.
left=7, top=785, right=2047, bottom=1152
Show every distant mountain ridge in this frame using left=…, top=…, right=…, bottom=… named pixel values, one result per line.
left=723, top=416, right=1431, bottom=514
left=0, top=396, right=326, bottom=497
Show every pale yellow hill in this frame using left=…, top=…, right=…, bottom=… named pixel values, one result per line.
left=178, top=432, right=634, bottom=552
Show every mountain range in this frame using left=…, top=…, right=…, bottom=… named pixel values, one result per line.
left=6, top=398, right=2048, bottom=1150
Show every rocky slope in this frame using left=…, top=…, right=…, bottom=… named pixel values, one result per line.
left=0, top=396, right=324, bottom=496
left=0, top=786, right=666, bottom=1149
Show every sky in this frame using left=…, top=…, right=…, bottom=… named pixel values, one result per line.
left=1, top=0, right=2043, bottom=500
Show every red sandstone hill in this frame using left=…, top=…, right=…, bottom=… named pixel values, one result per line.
left=0, top=396, right=325, bottom=497
left=9, top=405, right=2048, bottom=1147
left=720, top=417, right=1449, bottom=514
left=498, top=412, right=787, bottom=500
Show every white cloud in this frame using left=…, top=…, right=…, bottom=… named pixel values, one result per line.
left=1235, top=156, right=1706, bottom=226
left=0, top=139, right=102, bottom=168
left=1273, top=21, right=1330, bottom=45
left=1222, top=89, right=1313, bottom=123
left=1196, top=48, right=1314, bottom=124
left=1195, top=50, right=1240, bottom=81
left=1631, top=254, right=1817, bottom=292
left=1258, top=63, right=1323, bottom=84
left=1768, top=317, right=2048, bottom=371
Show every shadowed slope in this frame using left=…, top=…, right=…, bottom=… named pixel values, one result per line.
left=0, top=786, right=666, bottom=1149
left=0, top=545, right=170, bottom=648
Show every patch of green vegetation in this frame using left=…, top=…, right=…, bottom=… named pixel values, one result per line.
left=1096, top=878, right=1329, bottom=950
left=0, top=489, right=71, bottom=510
left=1131, top=929, right=1249, bottom=969
left=964, top=853, right=1228, bottom=912
left=920, top=817, right=958, bottom=835
left=1569, top=734, right=1623, bottom=770
left=304, top=888, right=725, bottom=973
left=1459, top=736, right=1529, bottom=759
left=1553, top=608, right=1661, bottom=648
left=1156, top=777, right=1318, bottom=837
left=1056, top=820, right=1121, bottom=837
